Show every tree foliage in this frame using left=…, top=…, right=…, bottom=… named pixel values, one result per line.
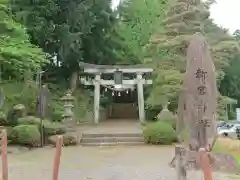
left=117, top=0, right=169, bottom=63
left=0, top=0, right=47, bottom=79
left=1, top=0, right=240, bottom=121
left=145, top=0, right=239, bottom=108
left=11, top=0, right=125, bottom=77
left=220, top=30, right=240, bottom=106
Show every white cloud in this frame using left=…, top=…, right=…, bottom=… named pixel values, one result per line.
left=210, top=0, right=240, bottom=34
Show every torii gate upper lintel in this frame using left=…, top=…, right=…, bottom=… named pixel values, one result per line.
left=79, top=62, right=153, bottom=124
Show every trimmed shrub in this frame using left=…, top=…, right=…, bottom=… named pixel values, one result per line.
left=10, top=125, right=41, bottom=147
left=156, top=109, right=176, bottom=121
left=162, top=118, right=176, bottom=130
left=51, top=111, right=63, bottom=122
left=18, top=117, right=66, bottom=136
left=6, top=104, right=26, bottom=126
left=42, top=120, right=66, bottom=136
left=18, top=116, right=41, bottom=125
left=49, top=98, right=64, bottom=122
left=0, top=112, right=7, bottom=125
left=143, top=121, right=177, bottom=145
left=156, top=109, right=177, bottom=130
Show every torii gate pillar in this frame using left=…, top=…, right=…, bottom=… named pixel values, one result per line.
left=137, top=73, right=145, bottom=123
left=93, top=74, right=101, bottom=124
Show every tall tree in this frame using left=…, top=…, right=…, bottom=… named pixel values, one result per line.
left=116, top=0, right=169, bottom=64
left=10, top=0, right=125, bottom=89
left=220, top=30, right=240, bottom=106
left=0, top=0, right=47, bottom=80
left=145, top=0, right=239, bottom=109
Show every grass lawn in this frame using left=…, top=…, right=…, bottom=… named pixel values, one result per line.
left=213, top=137, right=240, bottom=165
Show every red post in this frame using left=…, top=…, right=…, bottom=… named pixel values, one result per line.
left=1, top=129, right=8, bottom=180
left=199, top=148, right=213, bottom=180
left=52, top=135, right=63, bottom=180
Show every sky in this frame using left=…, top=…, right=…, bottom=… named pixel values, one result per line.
left=112, top=0, right=240, bottom=34
left=210, top=0, right=240, bottom=34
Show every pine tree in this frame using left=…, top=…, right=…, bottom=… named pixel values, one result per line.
left=147, top=0, right=210, bottom=70
left=145, top=0, right=239, bottom=108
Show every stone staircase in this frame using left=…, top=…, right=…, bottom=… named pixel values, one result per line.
left=110, top=103, right=138, bottom=119
left=80, top=132, right=144, bottom=146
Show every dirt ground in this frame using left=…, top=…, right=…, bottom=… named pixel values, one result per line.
left=1, top=145, right=240, bottom=180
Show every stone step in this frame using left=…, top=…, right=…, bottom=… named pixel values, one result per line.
left=80, top=141, right=145, bottom=147
left=81, top=136, right=144, bottom=143
left=81, top=133, right=142, bottom=138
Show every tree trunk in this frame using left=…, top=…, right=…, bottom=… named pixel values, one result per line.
left=70, top=71, right=78, bottom=93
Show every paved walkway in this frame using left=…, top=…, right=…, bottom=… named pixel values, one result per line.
left=2, top=146, right=240, bottom=180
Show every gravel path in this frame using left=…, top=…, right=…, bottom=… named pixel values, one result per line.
left=2, top=146, right=240, bottom=180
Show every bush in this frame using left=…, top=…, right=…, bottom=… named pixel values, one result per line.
left=143, top=121, right=177, bottom=145
left=156, top=109, right=176, bottom=120
left=49, top=97, right=64, bottom=122
left=42, top=120, right=66, bottom=136
left=162, top=118, right=176, bottom=130
left=10, top=125, right=41, bottom=147
left=0, top=112, right=7, bottom=125
left=18, top=116, right=41, bottom=125
left=6, top=104, right=26, bottom=126
left=51, top=111, right=63, bottom=122
left=156, top=109, right=177, bottom=130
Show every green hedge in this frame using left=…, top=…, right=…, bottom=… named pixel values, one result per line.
left=42, top=120, right=66, bottom=136
left=162, top=118, right=176, bottom=130
left=17, top=117, right=66, bottom=136
left=6, top=105, right=26, bottom=126
left=10, top=125, right=41, bottom=147
left=8, top=118, right=66, bottom=147
left=0, top=111, right=7, bottom=125
left=156, top=110, right=177, bottom=130
left=143, top=121, right=177, bottom=145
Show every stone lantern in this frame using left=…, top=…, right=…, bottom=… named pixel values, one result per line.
left=60, top=91, right=74, bottom=122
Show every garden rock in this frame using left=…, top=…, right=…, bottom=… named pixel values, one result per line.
left=48, top=133, right=77, bottom=146
left=18, top=116, right=41, bottom=125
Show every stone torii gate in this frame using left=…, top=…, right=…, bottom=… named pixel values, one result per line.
left=79, top=63, right=153, bottom=124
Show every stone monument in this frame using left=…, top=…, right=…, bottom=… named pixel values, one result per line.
left=170, top=33, right=239, bottom=180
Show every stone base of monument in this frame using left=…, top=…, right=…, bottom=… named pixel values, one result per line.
left=170, top=146, right=239, bottom=173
